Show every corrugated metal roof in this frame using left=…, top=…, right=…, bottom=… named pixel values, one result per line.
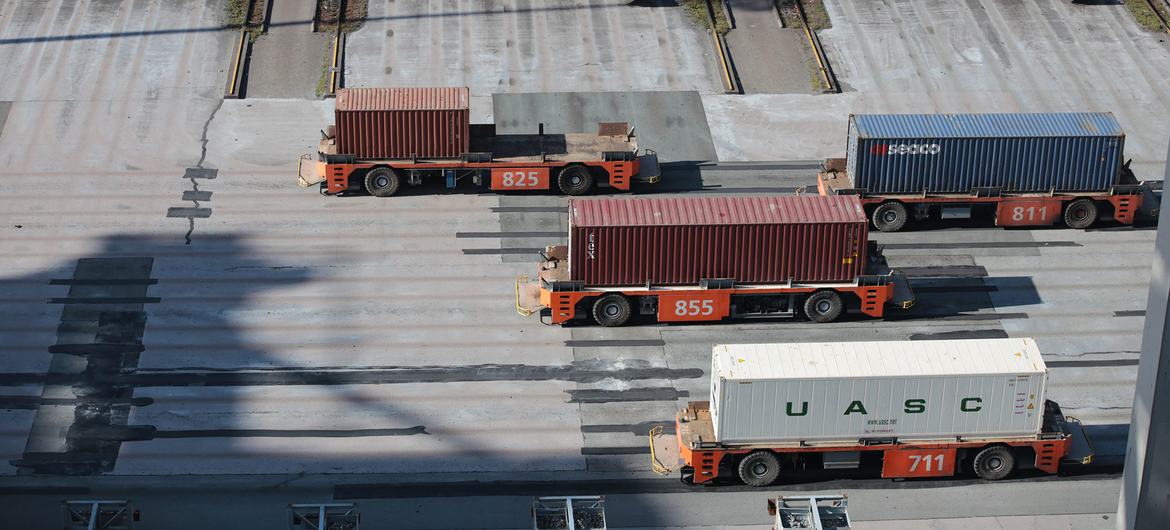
left=570, top=195, right=865, bottom=228
left=336, top=87, right=470, bottom=112
left=714, top=338, right=1045, bottom=380
left=852, top=113, right=1122, bottom=139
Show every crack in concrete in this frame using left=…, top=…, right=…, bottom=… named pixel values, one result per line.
left=181, top=99, right=223, bottom=245
left=196, top=98, right=223, bottom=169
left=183, top=176, right=200, bottom=245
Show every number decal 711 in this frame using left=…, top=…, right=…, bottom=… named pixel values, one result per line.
left=882, top=448, right=957, bottom=478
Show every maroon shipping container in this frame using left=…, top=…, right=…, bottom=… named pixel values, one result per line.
left=568, top=195, right=869, bottom=287
left=335, top=87, right=470, bottom=159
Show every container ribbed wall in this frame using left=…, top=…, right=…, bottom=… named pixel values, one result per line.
left=567, top=195, right=868, bottom=287
left=710, top=339, right=1048, bottom=444
left=847, top=113, right=1125, bottom=194
left=334, top=87, right=470, bottom=159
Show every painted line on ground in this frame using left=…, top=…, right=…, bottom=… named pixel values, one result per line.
left=455, top=231, right=562, bottom=238
left=580, top=421, right=674, bottom=435
left=580, top=446, right=650, bottom=455
left=462, top=248, right=541, bottom=255
left=1047, top=359, right=1139, bottom=368
left=490, top=206, right=564, bottom=213
left=152, top=427, right=428, bottom=439
left=883, top=241, right=1081, bottom=249
left=564, top=339, right=666, bottom=348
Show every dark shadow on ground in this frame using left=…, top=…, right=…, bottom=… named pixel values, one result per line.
left=1, top=234, right=313, bottom=475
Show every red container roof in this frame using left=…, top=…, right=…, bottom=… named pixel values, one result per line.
left=336, top=87, right=470, bottom=112
left=570, top=195, right=865, bottom=228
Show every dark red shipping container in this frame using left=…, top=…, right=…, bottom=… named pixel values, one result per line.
left=335, top=87, right=470, bottom=159
left=568, top=195, right=869, bottom=287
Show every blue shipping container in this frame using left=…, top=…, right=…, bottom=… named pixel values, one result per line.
left=846, top=113, right=1125, bottom=194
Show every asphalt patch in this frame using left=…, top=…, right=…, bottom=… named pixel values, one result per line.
left=0, top=362, right=704, bottom=387
left=15, top=258, right=156, bottom=475
left=909, top=329, right=1009, bottom=341
left=566, top=387, right=688, bottom=403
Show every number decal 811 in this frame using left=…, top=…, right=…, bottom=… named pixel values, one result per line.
left=995, top=199, right=1061, bottom=227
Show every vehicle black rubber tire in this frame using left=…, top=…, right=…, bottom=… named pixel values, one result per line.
left=592, top=294, right=632, bottom=327
left=1063, top=198, right=1098, bottom=229
left=803, top=290, right=844, bottom=323
left=364, top=168, right=402, bottom=197
left=557, top=165, right=594, bottom=196
left=737, top=451, right=781, bottom=487
left=972, top=446, right=1015, bottom=480
left=872, top=201, right=908, bottom=232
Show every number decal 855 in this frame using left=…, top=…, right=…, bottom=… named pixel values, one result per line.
left=674, top=299, right=714, bottom=316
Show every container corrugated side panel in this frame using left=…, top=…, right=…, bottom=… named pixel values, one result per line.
left=336, top=108, right=469, bottom=159
left=336, top=87, right=469, bottom=111
left=567, top=196, right=868, bottom=287
left=569, top=222, right=866, bottom=286
left=847, top=114, right=1124, bottom=194
left=851, top=136, right=1123, bottom=194
left=715, top=372, right=1046, bottom=444
left=710, top=354, right=723, bottom=439
left=845, top=117, right=859, bottom=186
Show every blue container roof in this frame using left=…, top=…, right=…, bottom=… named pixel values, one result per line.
left=852, top=113, right=1122, bottom=139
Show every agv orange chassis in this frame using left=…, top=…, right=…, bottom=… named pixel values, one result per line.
left=670, top=400, right=1093, bottom=485
left=517, top=246, right=914, bottom=327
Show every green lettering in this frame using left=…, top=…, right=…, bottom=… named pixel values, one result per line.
left=843, top=400, right=868, bottom=415
left=904, top=399, right=926, bottom=414
left=786, top=401, right=809, bottom=416
left=960, top=397, right=982, bottom=412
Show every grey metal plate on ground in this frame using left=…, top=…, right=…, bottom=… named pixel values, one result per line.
left=491, top=91, right=718, bottom=163
left=0, top=101, right=11, bottom=138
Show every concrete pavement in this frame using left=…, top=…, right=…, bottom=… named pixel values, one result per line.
left=245, top=0, right=329, bottom=98
left=704, top=0, right=1170, bottom=181
left=724, top=0, right=814, bottom=93
left=0, top=0, right=1163, bottom=528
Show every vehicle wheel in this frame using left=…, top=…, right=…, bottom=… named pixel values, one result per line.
left=1063, top=199, right=1098, bottom=229
left=364, top=168, right=401, bottom=197
left=972, top=446, right=1015, bottom=480
left=872, top=201, right=908, bottom=232
left=592, top=294, right=632, bottom=327
left=803, top=290, right=844, bottom=323
left=557, top=165, right=594, bottom=196
left=737, top=451, right=781, bottom=487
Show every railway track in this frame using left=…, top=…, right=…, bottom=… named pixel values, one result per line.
left=1142, top=0, right=1170, bottom=35
left=790, top=0, right=839, bottom=93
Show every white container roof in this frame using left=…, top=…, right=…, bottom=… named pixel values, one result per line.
left=713, top=338, right=1045, bottom=381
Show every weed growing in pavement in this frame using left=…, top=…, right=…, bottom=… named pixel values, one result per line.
left=682, top=0, right=731, bottom=35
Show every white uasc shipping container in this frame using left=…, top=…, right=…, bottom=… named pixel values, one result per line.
left=710, top=338, right=1047, bottom=445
